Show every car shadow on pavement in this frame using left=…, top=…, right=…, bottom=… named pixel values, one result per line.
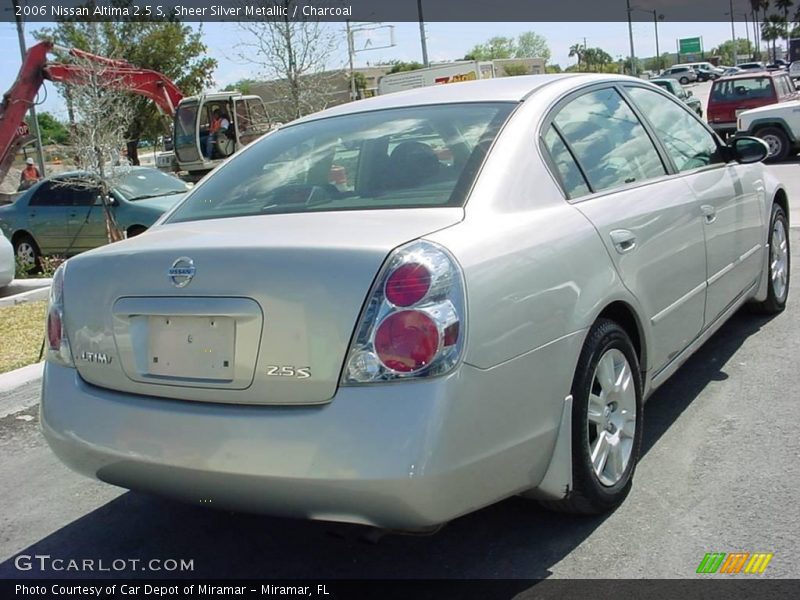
left=0, top=311, right=778, bottom=580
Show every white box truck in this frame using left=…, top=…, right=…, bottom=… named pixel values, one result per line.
left=378, top=61, right=496, bottom=95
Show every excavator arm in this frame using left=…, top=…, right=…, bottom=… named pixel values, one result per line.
left=0, top=40, right=184, bottom=185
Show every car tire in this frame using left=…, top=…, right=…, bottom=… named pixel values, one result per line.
left=13, top=234, right=40, bottom=273
left=749, top=203, right=790, bottom=314
left=757, top=126, right=790, bottom=161
left=679, top=76, right=689, bottom=84
left=541, top=319, right=643, bottom=515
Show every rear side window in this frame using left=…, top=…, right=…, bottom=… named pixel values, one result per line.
left=552, top=88, right=666, bottom=193
left=167, top=103, right=514, bottom=223
left=542, top=126, right=590, bottom=198
left=711, top=77, right=775, bottom=102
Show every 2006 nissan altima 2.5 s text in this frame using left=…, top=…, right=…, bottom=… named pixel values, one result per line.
left=40, top=74, right=790, bottom=529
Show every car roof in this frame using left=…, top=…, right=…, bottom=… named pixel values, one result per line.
left=715, top=71, right=776, bottom=81
left=291, top=73, right=648, bottom=124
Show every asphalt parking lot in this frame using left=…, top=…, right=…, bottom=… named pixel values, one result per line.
left=0, top=81, right=798, bottom=582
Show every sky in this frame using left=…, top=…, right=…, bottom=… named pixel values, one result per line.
left=0, top=20, right=751, bottom=120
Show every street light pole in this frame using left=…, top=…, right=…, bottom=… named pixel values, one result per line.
left=12, top=0, right=46, bottom=177
left=653, top=10, right=661, bottom=71
left=417, top=0, right=430, bottom=68
left=346, top=21, right=357, bottom=101
left=626, top=0, right=637, bottom=76
left=729, top=0, right=737, bottom=65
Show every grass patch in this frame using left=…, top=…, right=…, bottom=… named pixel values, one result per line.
left=0, top=301, right=47, bottom=374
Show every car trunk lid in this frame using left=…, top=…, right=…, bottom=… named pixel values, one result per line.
left=63, top=208, right=463, bottom=405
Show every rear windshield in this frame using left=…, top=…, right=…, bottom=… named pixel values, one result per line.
left=167, top=102, right=514, bottom=223
left=711, top=77, right=774, bottom=102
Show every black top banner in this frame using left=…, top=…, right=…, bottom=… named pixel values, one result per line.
left=0, top=0, right=775, bottom=23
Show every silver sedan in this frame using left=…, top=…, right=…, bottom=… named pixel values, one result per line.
left=40, top=74, right=791, bottom=530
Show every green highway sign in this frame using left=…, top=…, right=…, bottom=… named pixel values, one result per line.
left=679, top=37, right=702, bottom=54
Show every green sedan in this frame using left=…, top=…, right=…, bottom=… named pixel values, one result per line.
left=649, top=78, right=703, bottom=117
left=0, top=166, right=188, bottom=269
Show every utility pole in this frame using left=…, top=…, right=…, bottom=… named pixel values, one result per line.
left=417, top=0, right=429, bottom=67
left=12, top=0, right=46, bottom=177
left=626, top=0, right=637, bottom=76
left=346, top=21, right=357, bottom=101
left=653, top=11, right=661, bottom=71
left=729, top=0, right=737, bottom=65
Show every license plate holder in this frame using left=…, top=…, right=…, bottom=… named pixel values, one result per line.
left=147, top=315, right=234, bottom=380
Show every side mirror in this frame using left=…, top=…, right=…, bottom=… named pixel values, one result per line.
left=730, top=136, right=770, bottom=164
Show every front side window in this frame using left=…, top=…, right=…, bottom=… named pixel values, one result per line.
left=627, top=87, right=724, bottom=172
left=167, top=103, right=514, bottom=223
left=29, top=181, right=72, bottom=206
left=552, top=88, right=666, bottom=193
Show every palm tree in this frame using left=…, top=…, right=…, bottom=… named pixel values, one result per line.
left=762, top=14, right=785, bottom=60
left=569, top=43, right=584, bottom=70
left=776, top=0, right=793, bottom=45
left=750, top=0, right=763, bottom=57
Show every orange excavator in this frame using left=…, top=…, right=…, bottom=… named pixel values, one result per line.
left=0, top=40, right=271, bottom=184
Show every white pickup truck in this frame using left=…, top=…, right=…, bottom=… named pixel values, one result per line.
left=737, top=100, right=800, bottom=161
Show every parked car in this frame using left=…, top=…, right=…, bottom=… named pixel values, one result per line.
left=673, top=62, right=723, bottom=82
left=721, top=66, right=743, bottom=77
left=40, top=75, right=789, bottom=530
left=0, top=166, right=189, bottom=270
left=649, top=78, right=703, bottom=116
left=737, top=94, right=800, bottom=160
left=766, top=59, right=789, bottom=71
left=736, top=61, right=768, bottom=72
left=0, top=228, right=13, bottom=288
left=658, top=66, right=698, bottom=84
left=707, top=71, right=800, bottom=137
left=789, top=61, right=800, bottom=81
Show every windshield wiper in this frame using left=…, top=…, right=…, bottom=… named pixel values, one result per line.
left=128, top=191, right=185, bottom=201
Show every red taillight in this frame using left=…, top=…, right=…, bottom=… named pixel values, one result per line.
left=384, top=263, right=431, bottom=307
left=374, top=310, right=439, bottom=373
left=344, top=240, right=465, bottom=384
left=47, top=309, right=62, bottom=350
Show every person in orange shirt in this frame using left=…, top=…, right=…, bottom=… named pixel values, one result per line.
left=205, top=108, right=230, bottom=158
left=18, top=158, right=41, bottom=191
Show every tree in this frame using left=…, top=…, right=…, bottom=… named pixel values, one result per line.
left=36, top=9, right=216, bottom=165
left=583, top=47, right=613, bottom=72
left=55, top=29, right=134, bottom=244
left=515, top=31, right=551, bottom=61
left=762, top=15, right=785, bottom=60
left=569, top=43, right=585, bottom=69
left=465, top=32, right=551, bottom=62
left=711, top=38, right=755, bottom=65
left=501, top=63, right=530, bottom=76
left=464, top=36, right=516, bottom=60
left=236, top=0, right=339, bottom=122
left=776, top=0, right=793, bottom=42
left=223, top=79, right=258, bottom=95
left=28, top=112, right=69, bottom=145
left=387, top=61, right=424, bottom=74
left=545, top=64, right=563, bottom=73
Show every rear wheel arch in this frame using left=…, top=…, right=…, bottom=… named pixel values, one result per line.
left=595, top=301, right=647, bottom=376
left=773, top=188, right=789, bottom=226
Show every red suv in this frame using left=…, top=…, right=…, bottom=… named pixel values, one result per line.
left=707, top=71, right=799, bottom=137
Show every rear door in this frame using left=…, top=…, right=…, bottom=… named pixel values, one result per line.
left=25, top=181, right=69, bottom=254
left=543, top=85, right=708, bottom=373
left=66, top=185, right=106, bottom=252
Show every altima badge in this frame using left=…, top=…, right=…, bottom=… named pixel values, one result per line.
left=80, top=351, right=113, bottom=364
left=169, top=257, right=196, bottom=288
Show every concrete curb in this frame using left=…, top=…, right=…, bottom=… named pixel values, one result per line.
left=0, top=279, right=51, bottom=309
left=0, top=362, right=43, bottom=418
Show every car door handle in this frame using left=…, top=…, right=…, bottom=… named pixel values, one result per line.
left=610, top=229, right=637, bottom=254
left=701, top=204, right=717, bottom=223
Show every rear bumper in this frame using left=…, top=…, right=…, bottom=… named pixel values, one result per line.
left=40, top=334, right=579, bottom=528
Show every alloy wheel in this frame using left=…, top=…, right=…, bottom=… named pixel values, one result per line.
left=586, top=348, right=637, bottom=487
left=771, top=217, right=789, bottom=301
left=16, top=241, right=36, bottom=268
